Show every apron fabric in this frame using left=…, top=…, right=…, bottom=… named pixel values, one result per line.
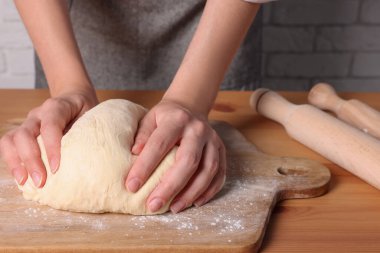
left=35, top=0, right=262, bottom=90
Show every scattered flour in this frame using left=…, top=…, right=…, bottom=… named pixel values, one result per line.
left=1, top=156, right=280, bottom=245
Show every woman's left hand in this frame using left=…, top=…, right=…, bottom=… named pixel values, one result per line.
left=125, top=99, right=226, bottom=213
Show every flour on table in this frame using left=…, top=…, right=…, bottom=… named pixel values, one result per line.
left=18, top=99, right=178, bottom=215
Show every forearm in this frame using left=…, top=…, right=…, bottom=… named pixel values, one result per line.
left=164, top=0, right=260, bottom=116
left=14, top=0, right=93, bottom=97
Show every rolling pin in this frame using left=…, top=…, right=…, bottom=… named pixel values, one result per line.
left=250, top=88, right=380, bottom=190
left=308, top=83, right=380, bottom=139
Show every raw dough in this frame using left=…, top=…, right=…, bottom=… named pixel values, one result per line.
left=18, top=99, right=177, bottom=215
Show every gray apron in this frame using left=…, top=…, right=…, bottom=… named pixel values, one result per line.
left=35, top=0, right=262, bottom=90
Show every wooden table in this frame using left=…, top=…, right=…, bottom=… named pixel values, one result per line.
left=1, top=89, right=380, bottom=252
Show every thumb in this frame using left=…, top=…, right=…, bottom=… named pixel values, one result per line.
left=132, top=111, right=156, bottom=155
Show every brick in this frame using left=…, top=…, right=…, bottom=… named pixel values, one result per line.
left=0, top=1, right=21, bottom=22
left=352, top=53, right=380, bottom=77
left=312, top=78, right=380, bottom=91
left=0, top=17, right=31, bottom=49
left=0, top=51, right=5, bottom=73
left=5, top=48, right=35, bottom=75
left=361, top=0, right=380, bottom=24
left=0, top=20, right=26, bottom=33
left=261, top=78, right=310, bottom=91
left=262, top=4, right=272, bottom=24
left=316, top=26, right=380, bottom=51
left=0, top=30, right=32, bottom=49
left=261, top=54, right=267, bottom=76
left=272, top=0, right=359, bottom=25
left=0, top=74, right=35, bottom=89
left=266, top=53, right=351, bottom=77
left=263, top=27, right=315, bottom=52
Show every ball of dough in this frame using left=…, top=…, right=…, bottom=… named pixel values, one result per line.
left=18, top=99, right=177, bottom=215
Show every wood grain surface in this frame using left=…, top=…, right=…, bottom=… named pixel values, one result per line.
left=250, top=88, right=380, bottom=190
left=0, top=121, right=330, bottom=252
left=309, top=83, right=380, bottom=140
left=1, top=89, right=380, bottom=252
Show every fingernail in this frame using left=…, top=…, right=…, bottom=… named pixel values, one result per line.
left=127, top=178, right=141, bottom=193
left=194, top=197, right=206, bottom=207
left=148, top=198, right=164, bottom=212
left=170, top=200, right=186, bottom=214
left=131, top=143, right=142, bottom=154
left=31, top=171, right=42, bottom=187
left=12, top=168, right=25, bottom=185
left=50, top=156, right=60, bottom=174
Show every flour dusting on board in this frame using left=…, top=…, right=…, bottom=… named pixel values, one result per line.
left=0, top=177, right=14, bottom=187
left=0, top=121, right=331, bottom=250
left=0, top=155, right=282, bottom=245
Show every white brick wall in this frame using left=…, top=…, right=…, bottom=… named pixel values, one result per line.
left=1, top=0, right=380, bottom=91
left=0, top=1, right=34, bottom=89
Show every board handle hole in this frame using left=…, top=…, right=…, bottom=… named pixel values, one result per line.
left=277, top=166, right=309, bottom=176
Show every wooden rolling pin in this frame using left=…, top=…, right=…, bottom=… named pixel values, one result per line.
left=308, top=83, right=380, bottom=139
left=250, top=88, right=380, bottom=190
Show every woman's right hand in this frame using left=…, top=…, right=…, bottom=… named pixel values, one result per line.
left=0, top=89, right=98, bottom=188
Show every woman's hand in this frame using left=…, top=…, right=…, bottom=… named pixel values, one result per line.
left=126, top=99, right=226, bottom=214
left=125, top=0, right=259, bottom=214
left=0, top=89, right=98, bottom=188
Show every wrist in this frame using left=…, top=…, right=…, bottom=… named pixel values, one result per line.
left=51, top=82, right=98, bottom=108
left=161, top=93, right=211, bottom=119
left=50, top=80, right=94, bottom=97
left=158, top=99, right=209, bottom=123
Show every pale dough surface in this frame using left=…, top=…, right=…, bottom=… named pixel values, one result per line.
left=18, top=99, right=177, bottom=215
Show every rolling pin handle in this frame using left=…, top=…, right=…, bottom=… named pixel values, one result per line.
left=250, top=88, right=270, bottom=115
left=308, top=83, right=344, bottom=113
left=250, top=89, right=297, bottom=125
left=309, top=82, right=380, bottom=139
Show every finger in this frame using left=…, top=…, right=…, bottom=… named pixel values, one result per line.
left=40, top=98, right=78, bottom=174
left=131, top=111, right=155, bottom=155
left=194, top=144, right=227, bottom=207
left=13, top=120, right=46, bottom=188
left=170, top=142, right=219, bottom=213
left=126, top=124, right=182, bottom=193
left=40, top=116, right=67, bottom=174
left=146, top=134, right=206, bottom=213
left=0, top=132, right=28, bottom=185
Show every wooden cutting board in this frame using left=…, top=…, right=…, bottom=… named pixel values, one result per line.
left=0, top=121, right=330, bottom=253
